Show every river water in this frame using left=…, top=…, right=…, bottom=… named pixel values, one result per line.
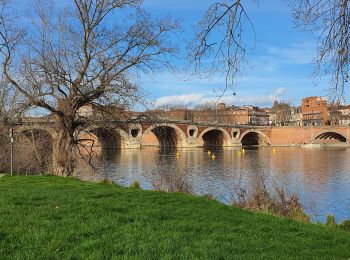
left=101, top=147, right=350, bottom=222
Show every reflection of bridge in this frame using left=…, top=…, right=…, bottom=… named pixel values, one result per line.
left=12, top=119, right=350, bottom=151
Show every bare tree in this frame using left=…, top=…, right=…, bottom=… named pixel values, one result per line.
left=271, top=101, right=292, bottom=126
left=0, top=0, right=178, bottom=176
left=291, top=0, right=350, bottom=100
left=188, top=0, right=255, bottom=99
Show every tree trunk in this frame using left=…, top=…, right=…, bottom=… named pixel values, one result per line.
left=52, top=116, right=76, bottom=177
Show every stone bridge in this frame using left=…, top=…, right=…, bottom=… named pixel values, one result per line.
left=11, top=119, right=350, bottom=150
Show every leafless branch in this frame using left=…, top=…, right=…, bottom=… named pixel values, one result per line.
left=291, top=0, right=350, bottom=101
left=188, top=0, right=256, bottom=102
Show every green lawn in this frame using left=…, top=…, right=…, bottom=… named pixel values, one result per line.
left=0, top=175, right=349, bottom=259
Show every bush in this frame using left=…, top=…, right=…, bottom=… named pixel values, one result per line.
left=130, top=180, right=141, bottom=189
left=226, top=173, right=310, bottom=223
left=100, top=178, right=114, bottom=185
left=0, top=127, right=53, bottom=174
left=324, top=216, right=350, bottom=232
left=202, top=193, right=215, bottom=201
left=339, top=220, right=350, bottom=232
left=146, top=162, right=193, bottom=194
left=326, top=215, right=337, bottom=227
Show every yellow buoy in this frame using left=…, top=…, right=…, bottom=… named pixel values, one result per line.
left=242, top=148, right=245, bottom=154
left=207, top=150, right=211, bottom=155
left=176, top=152, right=180, bottom=157
left=272, top=148, right=276, bottom=153
left=211, top=154, right=216, bottom=159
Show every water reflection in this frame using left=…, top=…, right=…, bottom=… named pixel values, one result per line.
left=99, top=147, right=350, bottom=222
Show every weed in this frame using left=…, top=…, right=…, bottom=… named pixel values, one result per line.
left=130, top=180, right=141, bottom=189
left=339, top=220, right=350, bottom=232
left=100, top=178, right=114, bottom=185
left=226, top=172, right=310, bottom=222
left=326, top=215, right=337, bottom=227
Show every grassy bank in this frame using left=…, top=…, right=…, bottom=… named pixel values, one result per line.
left=0, top=175, right=349, bottom=259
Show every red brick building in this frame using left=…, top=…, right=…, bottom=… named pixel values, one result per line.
left=301, top=96, right=329, bottom=126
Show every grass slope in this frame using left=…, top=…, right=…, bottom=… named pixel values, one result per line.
left=0, top=175, right=349, bottom=259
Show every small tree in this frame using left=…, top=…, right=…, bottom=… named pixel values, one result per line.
left=0, top=0, right=178, bottom=176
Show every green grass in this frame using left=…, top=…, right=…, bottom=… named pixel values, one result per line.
left=0, top=175, right=349, bottom=259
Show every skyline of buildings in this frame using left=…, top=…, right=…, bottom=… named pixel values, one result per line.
left=150, top=96, right=350, bottom=127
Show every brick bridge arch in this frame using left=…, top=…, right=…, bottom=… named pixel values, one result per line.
left=78, top=126, right=130, bottom=150
left=239, top=130, right=271, bottom=146
left=198, top=127, right=231, bottom=147
left=142, top=123, right=187, bottom=147
left=15, top=125, right=57, bottom=139
left=313, top=131, right=348, bottom=143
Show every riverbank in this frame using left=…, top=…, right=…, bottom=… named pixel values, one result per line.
left=0, top=175, right=350, bottom=258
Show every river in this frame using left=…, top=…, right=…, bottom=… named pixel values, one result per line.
left=100, top=147, right=350, bottom=222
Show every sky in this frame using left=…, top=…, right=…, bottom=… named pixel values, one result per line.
left=139, top=0, right=345, bottom=109
left=13, top=0, right=348, bottom=110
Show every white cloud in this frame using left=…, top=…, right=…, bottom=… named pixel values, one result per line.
left=155, top=93, right=205, bottom=107
left=154, top=87, right=287, bottom=108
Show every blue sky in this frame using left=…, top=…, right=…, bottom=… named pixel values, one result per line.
left=140, top=0, right=344, bottom=108
left=14, top=0, right=346, bottom=109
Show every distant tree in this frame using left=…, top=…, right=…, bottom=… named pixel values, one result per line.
left=291, top=0, right=349, bottom=100
left=271, top=101, right=291, bottom=126
left=328, top=102, right=342, bottom=125
left=0, top=0, right=178, bottom=176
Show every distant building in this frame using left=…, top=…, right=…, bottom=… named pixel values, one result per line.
left=247, top=107, right=269, bottom=126
left=301, top=96, right=328, bottom=126
left=191, top=104, right=269, bottom=125
left=267, top=102, right=302, bottom=126
left=265, top=108, right=276, bottom=126
left=168, top=109, right=193, bottom=121
left=213, top=106, right=251, bottom=125
left=193, top=104, right=251, bottom=125
left=339, top=105, right=350, bottom=116
left=149, top=103, right=269, bottom=125
left=217, top=102, right=226, bottom=110
left=290, top=107, right=302, bottom=126
left=332, top=105, right=350, bottom=125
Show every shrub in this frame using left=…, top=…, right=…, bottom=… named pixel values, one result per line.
left=339, top=220, right=350, bottom=232
left=100, top=178, right=114, bottom=185
left=202, top=193, right=215, bottom=201
left=146, top=161, right=193, bottom=194
left=226, top=172, right=310, bottom=223
left=130, top=180, right=141, bottom=189
left=326, top=215, right=337, bottom=227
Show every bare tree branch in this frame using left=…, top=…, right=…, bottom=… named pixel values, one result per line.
left=291, top=0, right=350, bottom=101
left=188, top=0, right=256, bottom=102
